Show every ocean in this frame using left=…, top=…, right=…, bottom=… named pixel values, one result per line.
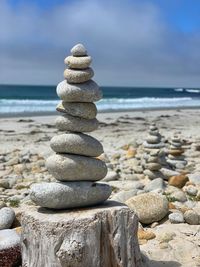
left=0, top=84, right=200, bottom=115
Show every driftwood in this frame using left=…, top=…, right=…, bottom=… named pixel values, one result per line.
left=21, top=201, right=142, bottom=267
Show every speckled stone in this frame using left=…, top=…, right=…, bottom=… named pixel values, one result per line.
left=64, top=68, right=94, bottom=83
left=64, top=55, right=92, bottom=69
left=0, top=229, right=21, bottom=267
left=71, top=43, right=87, bottom=56
left=126, top=193, right=169, bottom=224
left=30, top=182, right=112, bottom=209
left=56, top=101, right=97, bottom=119
left=56, top=80, right=102, bottom=102
left=55, top=114, right=99, bottom=132
left=46, top=154, right=107, bottom=181
left=50, top=133, right=103, bottom=157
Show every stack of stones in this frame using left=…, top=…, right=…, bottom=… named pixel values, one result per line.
left=30, top=44, right=111, bottom=209
left=143, top=123, right=164, bottom=150
left=143, top=150, right=163, bottom=180
left=167, top=135, right=187, bottom=170
left=142, top=124, right=165, bottom=179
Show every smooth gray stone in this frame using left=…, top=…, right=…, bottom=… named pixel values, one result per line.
left=0, top=207, right=15, bottom=230
left=169, top=212, right=184, bottom=224
left=144, top=178, right=165, bottom=192
left=146, top=135, right=161, bottom=144
left=56, top=80, right=102, bottom=102
left=50, top=133, right=103, bottom=157
left=64, top=55, right=92, bottom=69
left=188, top=172, right=200, bottom=185
left=56, top=101, right=97, bottom=119
left=46, top=154, right=107, bottom=181
left=30, top=182, right=112, bottom=209
left=55, top=114, right=99, bottom=132
left=71, top=43, right=87, bottom=56
left=64, top=68, right=94, bottom=84
left=143, top=141, right=164, bottom=148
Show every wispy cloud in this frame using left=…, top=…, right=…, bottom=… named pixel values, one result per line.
left=0, top=0, right=200, bottom=87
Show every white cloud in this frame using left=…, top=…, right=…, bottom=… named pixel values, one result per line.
left=0, top=0, right=200, bottom=87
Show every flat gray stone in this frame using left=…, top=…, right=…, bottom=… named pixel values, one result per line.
left=188, top=172, right=200, bottom=185
left=30, top=182, right=111, bottom=209
left=64, top=68, right=94, bottom=84
left=64, top=56, right=92, bottom=69
left=50, top=133, right=103, bottom=157
left=143, top=141, right=164, bottom=148
left=111, top=189, right=138, bottom=203
left=46, top=154, right=107, bottom=181
left=0, top=207, right=15, bottom=230
left=55, top=114, right=99, bottom=132
left=56, top=101, right=97, bottom=119
left=126, top=193, right=169, bottom=224
left=146, top=135, right=161, bottom=144
left=56, top=80, right=102, bottom=102
left=71, top=43, right=87, bottom=56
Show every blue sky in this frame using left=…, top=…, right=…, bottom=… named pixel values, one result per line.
left=0, top=0, right=200, bottom=86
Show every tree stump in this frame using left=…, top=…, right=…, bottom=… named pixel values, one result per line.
left=21, top=201, right=142, bottom=267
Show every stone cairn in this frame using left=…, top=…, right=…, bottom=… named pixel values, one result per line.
left=22, top=44, right=142, bottom=267
left=142, top=124, right=165, bottom=179
left=30, top=43, right=111, bottom=209
left=167, top=134, right=187, bottom=170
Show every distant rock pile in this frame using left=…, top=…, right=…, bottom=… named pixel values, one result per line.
left=167, top=135, right=187, bottom=170
left=30, top=44, right=111, bottom=209
left=143, top=123, right=164, bottom=149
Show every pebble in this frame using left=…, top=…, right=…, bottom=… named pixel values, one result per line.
left=138, top=229, right=156, bottom=241
left=56, top=101, right=97, bottom=119
left=184, top=210, right=199, bottom=225
left=0, top=201, right=6, bottom=209
left=160, top=168, right=180, bottom=179
left=170, top=189, right=187, bottom=202
left=56, top=80, right=102, bottom=102
left=169, top=212, right=184, bottom=223
left=102, top=171, right=119, bottom=182
left=5, top=157, right=19, bottom=166
left=146, top=135, right=160, bottom=144
left=145, top=163, right=161, bottom=171
left=188, top=172, right=200, bottom=185
left=64, top=68, right=94, bottom=83
left=71, top=43, right=87, bottom=56
left=55, top=114, right=99, bottom=132
left=30, top=182, right=111, bottom=209
left=144, top=178, right=165, bottom=192
left=0, top=179, right=10, bottom=189
left=0, top=229, right=21, bottom=267
left=185, top=185, right=198, bottom=196
left=111, top=189, right=138, bottom=203
left=126, top=193, right=169, bottom=224
left=168, top=174, right=189, bottom=188
left=64, top=55, right=92, bottom=69
left=0, top=207, right=15, bottom=230
left=50, top=133, right=103, bottom=157
left=46, top=154, right=107, bottom=181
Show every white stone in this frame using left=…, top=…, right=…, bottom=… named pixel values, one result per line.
left=50, top=133, right=103, bottom=157
left=46, top=154, right=107, bottom=181
left=0, top=207, right=15, bottom=230
left=56, top=80, right=102, bottom=102
left=64, top=68, right=94, bottom=84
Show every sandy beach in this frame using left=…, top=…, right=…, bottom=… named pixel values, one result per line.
left=1, top=108, right=200, bottom=266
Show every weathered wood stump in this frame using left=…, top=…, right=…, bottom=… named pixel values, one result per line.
left=21, top=201, right=142, bottom=267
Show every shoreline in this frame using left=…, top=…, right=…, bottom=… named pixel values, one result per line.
left=0, top=105, right=200, bottom=118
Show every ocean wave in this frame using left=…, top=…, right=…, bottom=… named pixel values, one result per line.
left=0, top=97, right=200, bottom=113
left=185, top=89, right=200, bottom=93
left=174, top=88, right=184, bottom=92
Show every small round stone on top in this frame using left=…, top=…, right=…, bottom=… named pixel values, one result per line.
left=71, top=43, right=87, bottom=57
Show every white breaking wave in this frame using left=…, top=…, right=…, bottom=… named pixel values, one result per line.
left=0, top=97, right=200, bottom=114
left=174, top=88, right=184, bottom=92
left=185, top=89, right=200, bottom=93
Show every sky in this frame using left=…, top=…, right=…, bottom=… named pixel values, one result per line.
left=0, top=0, right=200, bottom=87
